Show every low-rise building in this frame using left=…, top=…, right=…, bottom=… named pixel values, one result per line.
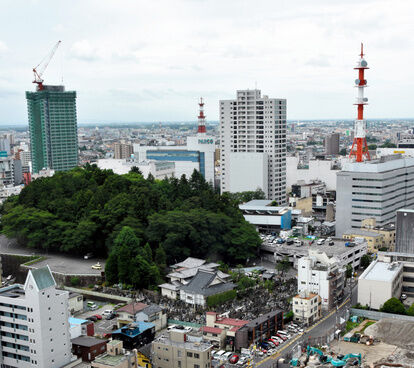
left=297, top=250, right=345, bottom=310
left=71, top=336, right=108, bottom=362
left=92, top=340, right=139, bottom=368
left=112, top=322, right=155, bottom=350
left=152, top=329, right=212, bottom=368
left=292, top=292, right=322, bottom=325
left=357, top=259, right=403, bottom=310
left=235, top=310, right=284, bottom=350
left=68, top=291, right=83, bottom=314
left=69, top=317, right=94, bottom=339
left=342, top=229, right=384, bottom=253
left=179, top=269, right=236, bottom=307
left=378, top=252, right=414, bottom=297
left=159, top=257, right=233, bottom=305
left=202, top=312, right=249, bottom=349
left=239, top=200, right=292, bottom=233
left=117, top=302, right=166, bottom=332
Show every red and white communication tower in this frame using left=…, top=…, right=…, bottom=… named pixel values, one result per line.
left=198, top=97, right=207, bottom=134
left=349, top=43, right=370, bottom=162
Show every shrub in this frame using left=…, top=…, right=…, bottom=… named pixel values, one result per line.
left=380, top=297, right=406, bottom=315
left=207, top=290, right=237, bottom=308
left=284, top=310, right=293, bottom=323
left=70, top=277, right=80, bottom=287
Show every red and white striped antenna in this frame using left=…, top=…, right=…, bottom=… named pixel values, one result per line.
left=349, top=43, right=370, bottom=162
left=198, top=97, right=206, bottom=133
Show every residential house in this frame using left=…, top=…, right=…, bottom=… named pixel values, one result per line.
left=117, top=302, right=167, bottom=332
left=112, top=322, right=155, bottom=350
left=179, top=270, right=236, bottom=307
left=92, top=340, right=139, bottom=368
left=71, top=336, right=108, bottom=362
left=292, top=292, right=322, bottom=325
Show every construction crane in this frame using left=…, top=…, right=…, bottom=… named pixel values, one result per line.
left=32, top=40, right=61, bottom=91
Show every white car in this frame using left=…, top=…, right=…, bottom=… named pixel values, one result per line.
left=237, top=356, right=248, bottom=365
left=213, top=350, right=226, bottom=360
left=223, top=352, right=233, bottom=361
left=102, top=310, right=113, bottom=317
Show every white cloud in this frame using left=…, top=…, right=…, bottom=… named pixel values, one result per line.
left=0, top=0, right=414, bottom=123
left=0, top=41, right=8, bottom=53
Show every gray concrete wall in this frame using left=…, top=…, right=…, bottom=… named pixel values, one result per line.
left=350, top=308, right=414, bottom=322
left=396, top=210, right=414, bottom=254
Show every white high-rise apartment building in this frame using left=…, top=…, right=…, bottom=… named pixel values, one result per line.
left=220, top=89, right=287, bottom=204
left=0, top=266, right=72, bottom=368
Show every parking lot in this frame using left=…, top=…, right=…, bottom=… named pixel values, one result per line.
left=76, top=302, right=120, bottom=337
left=210, top=323, right=304, bottom=367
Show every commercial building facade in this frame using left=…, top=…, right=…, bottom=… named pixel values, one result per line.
left=26, top=85, right=78, bottom=173
left=336, top=155, right=414, bottom=237
left=220, top=89, right=287, bottom=203
left=0, top=266, right=72, bottom=368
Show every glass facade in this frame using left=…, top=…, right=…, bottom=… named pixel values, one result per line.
left=26, top=86, right=78, bottom=173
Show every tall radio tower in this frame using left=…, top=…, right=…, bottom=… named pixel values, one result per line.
left=197, top=97, right=207, bottom=134
left=349, top=43, right=370, bottom=162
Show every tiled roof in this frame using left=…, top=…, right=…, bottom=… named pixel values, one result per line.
left=202, top=326, right=222, bottom=334
left=180, top=270, right=235, bottom=297
left=117, top=302, right=148, bottom=315
left=216, top=318, right=249, bottom=327
left=172, top=257, right=206, bottom=269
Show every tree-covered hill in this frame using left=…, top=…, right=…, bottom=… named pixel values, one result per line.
left=0, top=164, right=261, bottom=265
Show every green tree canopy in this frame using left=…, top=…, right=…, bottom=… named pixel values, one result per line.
left=360, top=254, right=371, bottom=269
left=380, top=297, right=406, bottom=315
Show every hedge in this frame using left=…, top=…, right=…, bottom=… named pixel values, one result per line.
left=207, top=290, right=237, bottom=308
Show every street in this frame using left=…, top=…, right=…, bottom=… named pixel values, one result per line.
left=255, top=283, right=358, bottom=367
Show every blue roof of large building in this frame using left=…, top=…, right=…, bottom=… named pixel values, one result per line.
left=112, top=321, right=155, bottom=338
left=69, top=317, right=88, bottom=325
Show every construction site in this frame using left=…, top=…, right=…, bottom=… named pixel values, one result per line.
left=288, top=318, right=414, bottom=368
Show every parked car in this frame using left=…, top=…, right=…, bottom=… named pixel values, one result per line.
left=229, top=354, right=239, bottom=364
left=174, top=325, right=192, bottom=333
left=86, top=316, right=98, bottom=322
left=91, top=262, right=102, bottom=270
left=237, top=356, right=248, bottom=365
left=223, top=352, right=233, bottom=361
left=87, top=301, right=98, bottom=311
left=213, top=350, right=226, bottom=360
left=103, top=333, right=112, bottom=338
left=268, top=338, right=279, bottom=347
left=102, top=310, right=114, bottom=317
left=401, top=293, right=408, bottom=300
left=328, top=241, right=334, bottom=246
left=317, top=238, right=325, bottom=245
left=93, top=314, right=102, bottom=320
left=286, top=239, right=294, bottom=245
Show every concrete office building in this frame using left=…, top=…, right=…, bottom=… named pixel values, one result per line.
left=395, top=209, right=414, bottom=254
left=357, top=260, right=403, bottom=310
left=0, top=266, right=71, bottom=367
left=220, top=89, right=287, bottom=203
left=297, top=250, right=345, bottom=309
left=114, top=143, right=134, bottom=159
left=336, top=155, right=414, bottom=237
left=0, top=157, right=22, bottom=186
left=26, top=85, right=78, bottom=173
left=325, top=133, right=340, bottom=155
left=378, top=251, right=414, bottom=297
left=152, top=329, right=212, bottom=368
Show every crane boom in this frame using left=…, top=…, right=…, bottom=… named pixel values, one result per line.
left=32, top=40, right=61, bottom=91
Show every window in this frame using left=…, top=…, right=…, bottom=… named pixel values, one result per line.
left=187, top=352, right=193, bottom=357
left=194, top=353, right=200, bottom=359
left=194, top=365, right=200, bottom=368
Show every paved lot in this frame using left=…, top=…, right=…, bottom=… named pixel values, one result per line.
left=0, top=235, right=105, bottom=275
left=76, top=303, right=118, bottom=336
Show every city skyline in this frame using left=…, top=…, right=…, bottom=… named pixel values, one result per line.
left=0, top=0, right=413, bottom=125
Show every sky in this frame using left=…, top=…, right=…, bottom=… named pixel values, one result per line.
left=0, top=0, right=413, bottom=125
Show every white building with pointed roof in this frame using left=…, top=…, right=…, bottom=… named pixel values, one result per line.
left=0, top=266, right=72, bottom=367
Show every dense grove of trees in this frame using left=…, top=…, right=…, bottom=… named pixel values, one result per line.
left=1, top=165, right=261, bottom=268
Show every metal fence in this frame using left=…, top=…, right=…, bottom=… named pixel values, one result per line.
left=167, top=319, right=203, bottom=328
left=349, top=308, right=414, bottom=322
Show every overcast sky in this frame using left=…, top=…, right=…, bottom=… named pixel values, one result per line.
left=0, top=0, right=413, bottom=125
